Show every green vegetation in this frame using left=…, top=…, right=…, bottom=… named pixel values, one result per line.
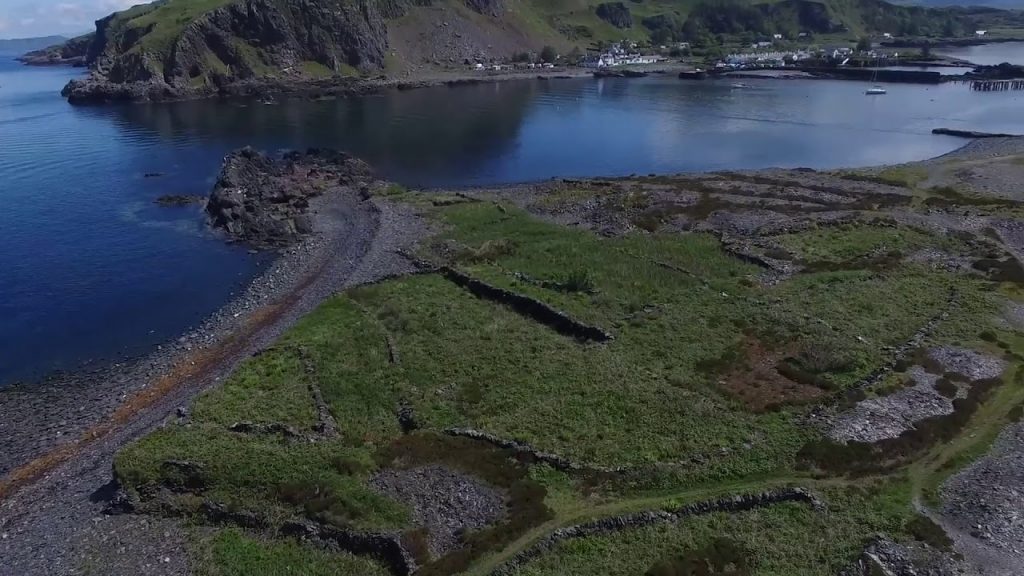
left=840, top=166, right=929, bottom=188
left=116, top=0, right=235, bottom=59
left=515, top=483, right=914, bottom=576
left=773, top=223, right=962, bottom=264
left=192, top=529, right=391, bottom=576
left=112, top=171, right=1022, bottom=575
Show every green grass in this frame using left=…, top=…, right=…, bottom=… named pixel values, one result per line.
left=514, top=482, right=915, bottom=576
left=112, top=185, right=1019, bottom=575
left=189, top=347, right=318, bottom=429
left=773, top=224, right=961, bottom=265
left=115, top=426, right=408, bottom=531
left=120, top=0, right=235, bottom=59
left=301, top=61, right=333, bottom=78
left=193, top=528, right=391, bottom=576
left=841, top=166, right=929, bottom=189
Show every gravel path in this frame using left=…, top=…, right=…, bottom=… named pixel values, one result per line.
left=940, top=421, right=1024, bottom=575
left=0, top=191, right=427, bottom=576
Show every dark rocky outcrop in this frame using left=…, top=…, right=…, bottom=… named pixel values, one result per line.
left=205, top=147, right=373, bottom=247
left=967, top=62, right=1024, bottom=79
left=63, top=0, right=393, bottom=103
left=933, top=128, right=1021, bottom=139
left=155, top=195, right=205, bottom=207
left=465, top=0, right=505, bottom=16
left=18, top=34, right=93, bottom=67
left=595, top=2, right=633, bottom=29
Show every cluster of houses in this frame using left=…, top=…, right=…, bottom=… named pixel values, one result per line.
left=472, top=62, right=556, bottom=71
left=716, top=45, right=903, bottom=70
left=719, top=50, right=813, bottom=69
left=581, top=40, right=666, bottom=68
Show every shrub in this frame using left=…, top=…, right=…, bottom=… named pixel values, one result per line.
left=561, top=268, right=596, bottom=293
left=646, top=538, right=751, bottom=575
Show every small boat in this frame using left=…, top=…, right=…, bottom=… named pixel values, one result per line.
left=866, top=86, right=887, bottom=95
left=731, top=82, right=752, bottom=89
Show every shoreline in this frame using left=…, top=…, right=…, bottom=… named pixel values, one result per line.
left=0, top=178, right=426, bottom=489
left=2, top=136, right=1022, bottom=574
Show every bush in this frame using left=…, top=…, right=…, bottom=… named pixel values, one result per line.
left=540, top=45, right=558, bottom=64
left=561, top=268, right=596, bottom=293
left=646, top=538, right=751, bottom=575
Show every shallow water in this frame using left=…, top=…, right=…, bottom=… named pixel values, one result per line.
left=877, top=66, right=977, bottom=74
left=2, top=55, right=1024, bottom=385
left=935, top=41, right=1024, bottom=66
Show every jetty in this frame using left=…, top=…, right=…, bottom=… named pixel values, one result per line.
left=933, top=128, right=1021, bottom=138
left=970, top=79, right=1024, bottom=91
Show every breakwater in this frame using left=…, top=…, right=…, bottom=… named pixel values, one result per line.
left=801, top=67, right=942, bottom=84
left=970, top=79, right=1024, bottom=91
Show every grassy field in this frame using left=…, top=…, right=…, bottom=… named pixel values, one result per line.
left=192, top=529, right=392, bottom=576
left=107, top=173, right=1021, bottom=574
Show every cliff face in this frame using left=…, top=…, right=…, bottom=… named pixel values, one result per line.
left=65, top=0, right=394, bottom=103
left=61, top=0, right=527, bottom=103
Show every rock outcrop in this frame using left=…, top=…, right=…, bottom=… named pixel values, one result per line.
left=63, top=0, right=393, bottom=103
left=18, top=34, right=93, bottom=67
left=206, top=147, right=373, bottom=247
left=595, top=2, right=633, bottom=29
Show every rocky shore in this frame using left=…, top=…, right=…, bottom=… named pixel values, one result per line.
left=0, top=148, right=430, bottom=575
left=59, top=66, right=594, bottom=105
left=206, top=147, right=374, bottom=247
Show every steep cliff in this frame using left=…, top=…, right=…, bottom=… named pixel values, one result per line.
left=64, top=0, right=396, bottom=102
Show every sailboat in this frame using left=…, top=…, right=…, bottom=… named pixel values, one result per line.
left=865, top=54, right=886, bottom=95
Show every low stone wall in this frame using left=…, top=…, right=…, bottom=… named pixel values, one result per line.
left=852, top=288, right=959, bottom=391
left=440, top=267, right=613, bottom=343
left=280, top=519, right=417, bottom=576
left=489, top=488, right=823, bottom=576
left=443, top=428, right=626, bottom=474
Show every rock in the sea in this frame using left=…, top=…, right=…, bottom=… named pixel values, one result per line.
left=205, top=147, right=373, bottom=247
left=155, top=195, right=204, bottom=208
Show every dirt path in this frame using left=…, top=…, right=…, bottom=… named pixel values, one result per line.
left=0, top=194, right=426, bottom=576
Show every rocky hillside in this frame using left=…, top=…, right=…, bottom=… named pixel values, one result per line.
left=55, top=0, right=1024, bottom=103
left=17, top=34, right=93, bottom=66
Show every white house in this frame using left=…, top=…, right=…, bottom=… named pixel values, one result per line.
left=773, top=33, right=783, bottom=40
left=883, top=32, right=893, bottom=39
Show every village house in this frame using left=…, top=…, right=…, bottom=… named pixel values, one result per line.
left=582, top=52, right=662, bottom=68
